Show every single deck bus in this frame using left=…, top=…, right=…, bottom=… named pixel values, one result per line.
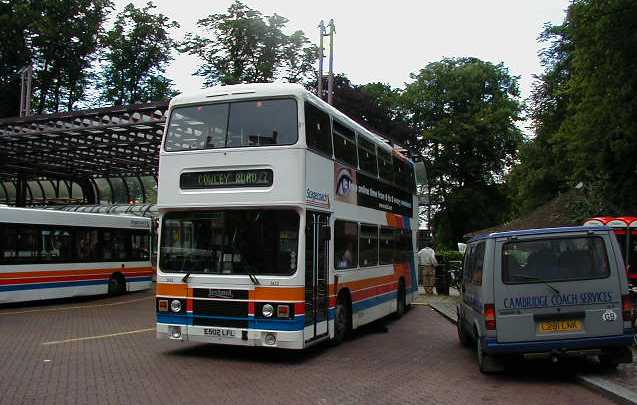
left=0, top=207, right=153, bottom=303
left=155, top=83, right=418, bottom=349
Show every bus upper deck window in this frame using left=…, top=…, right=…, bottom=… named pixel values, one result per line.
left=304, top=102, right=332, bottom=157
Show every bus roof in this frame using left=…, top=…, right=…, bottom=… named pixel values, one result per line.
left=168, top=83, right=410, bottom=161
left=0, top=206, right=150, bottom=229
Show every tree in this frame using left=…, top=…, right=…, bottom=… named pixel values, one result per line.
left=558, top=0, right=637, bottom=213
left=181, top=1, right=317, bottom=86
left=510, top=0, right=637, bottom=218
left=31, top=0, right=112, bottom=113
left=0, top=1, right=33, bottom=118
left=402, top=57, right=524, bottom=247
left=507, top=23, right=573, bottom=215
left=98, top=2, right=179, bottom=105
left=321, top=75, right=413, bottom=147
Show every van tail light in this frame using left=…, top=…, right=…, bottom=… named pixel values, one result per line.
left=622, top=295, right=634, bottom=321
left=484, top=304, right=496, bottom=330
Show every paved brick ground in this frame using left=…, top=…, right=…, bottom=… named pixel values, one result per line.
left=0, top=289, right=612, bottom=405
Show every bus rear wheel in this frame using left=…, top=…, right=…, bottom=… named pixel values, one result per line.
left=108, top=273, right=126, bottom=296
left=395, top=280, right=406, bottom=318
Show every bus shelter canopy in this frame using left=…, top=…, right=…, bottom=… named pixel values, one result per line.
left=0, top=101, right=168, bottom=181
left=0, top=102, right=168, bottom=206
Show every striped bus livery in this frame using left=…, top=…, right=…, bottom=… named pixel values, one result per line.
left=156, top=83, right=418, bottom=349
left=0, top=207, right=153, bottom=303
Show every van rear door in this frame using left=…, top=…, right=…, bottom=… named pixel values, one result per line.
left=493, top=230, right=623, bottom=343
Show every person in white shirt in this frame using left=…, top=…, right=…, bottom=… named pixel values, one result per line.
left=417, top=245, right=438, bottom=294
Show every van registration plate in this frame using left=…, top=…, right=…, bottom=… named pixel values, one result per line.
left=538, top=319, right=583, bottom=333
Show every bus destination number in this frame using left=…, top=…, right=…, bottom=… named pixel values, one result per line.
left=203, top=328, right=237, bottom=338
left=180, top=169, right=273, bottom=189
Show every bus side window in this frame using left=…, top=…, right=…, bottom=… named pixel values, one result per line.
left=0, top=224, right=16, bottom=263
left=379, top=227, right=394, bottom=264
left=334, top=220, right=358, bottom=270
left=357, top=136, right=378, bottom=176
left=378, top=149, right=393, bottom=183
left=359, top=224, right=379, bottom=267
left=304, top=102, right=332, bottom=157
left=333, top=120, right=357, bottom=167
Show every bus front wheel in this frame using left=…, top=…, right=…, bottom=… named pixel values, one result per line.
left=108, top=273, right=126, bottom=296
left=333, top=293, right=351, bottom=345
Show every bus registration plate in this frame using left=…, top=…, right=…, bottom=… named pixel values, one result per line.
left=538, top=319, right=582, bottom=333
left=203, top=328, right=238, bottom=338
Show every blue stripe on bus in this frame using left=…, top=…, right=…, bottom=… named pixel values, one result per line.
left=0, top=279, right=108, bottom=292
left=156, top=313, right=308, bottom=331
left=128, top=276, right=153, bottom=282
left=352, top=291, right=397, bottom=313
left=251, top=316, right=305, bottom=331
left=157, top=313, right=192, bottom=325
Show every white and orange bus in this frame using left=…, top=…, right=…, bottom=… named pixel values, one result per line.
left=155, top=83, right=418, bottom=349
left=0, top=207, right=153, bottom=303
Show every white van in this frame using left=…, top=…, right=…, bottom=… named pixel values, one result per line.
left=457, top=226, right=635, bottom=373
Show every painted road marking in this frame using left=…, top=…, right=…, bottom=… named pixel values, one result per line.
left=42, top=328, right=155, bottom=346
left=0, top=295, right=153, bottom=316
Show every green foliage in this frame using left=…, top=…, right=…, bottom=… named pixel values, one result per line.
left=98, top=2, right=179, bottom=105
left=0, top=0, right=33, bottom=118
left=402, top=57, right=524, bottom=247
left=511, top=0, right=637, bottom=217
left=181, top=1, right=317, bottom=86
left=436, top=250, right=464, bottom=263
left=560, top=0, right=637, bottom=213
left=327, top=75, right=412, bottom=146
left=507, top=23, right=573, bottom=216
left=31, top=0, right=113, bottom=113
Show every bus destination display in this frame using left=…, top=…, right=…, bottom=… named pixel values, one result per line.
left=180, top=169, right=273, bottom=189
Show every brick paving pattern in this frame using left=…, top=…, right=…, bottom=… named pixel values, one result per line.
left=0, top=289, right=614, bottom=405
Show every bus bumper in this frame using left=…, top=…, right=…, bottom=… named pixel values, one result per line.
left=156, top=323, right=306, bottom=350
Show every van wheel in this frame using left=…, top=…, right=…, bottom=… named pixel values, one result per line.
left=476, top=337, right=488, bottom=373
left=599, top=354, right=620, bottom=369
left=333, top=294, right=351, bottom=345
left=457, top=317, right=471, bottom=347
left=108, top=273, right=126, bottom=296
left=476, top=333, right=503, bottom=374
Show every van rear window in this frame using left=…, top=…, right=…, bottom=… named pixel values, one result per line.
left=502, top=236, right=610, bottom=284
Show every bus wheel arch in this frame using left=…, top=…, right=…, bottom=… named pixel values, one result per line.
left=108, top=272, right=127, bottom=296
left=333, top=288, right=352, bottom=344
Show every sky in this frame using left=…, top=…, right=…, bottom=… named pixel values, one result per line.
left=111, top=0, right=570, bottom=105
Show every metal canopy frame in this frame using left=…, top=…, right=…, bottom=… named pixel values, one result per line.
left=0, top=101, right=168, bottom=206
left=0, top=101, right=168, bottom=180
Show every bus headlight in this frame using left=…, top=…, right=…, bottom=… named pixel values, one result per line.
left=262, top=304, right=274, bottom=318
left=264, top=333, right=277, bottom=345
left=170, top=299, right=182, bottom=313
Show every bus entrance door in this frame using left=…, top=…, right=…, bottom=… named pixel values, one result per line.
left=304, top=211, right=330, bottom=343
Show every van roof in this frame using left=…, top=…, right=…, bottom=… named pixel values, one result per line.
left=468, top=226, right=610, bottom=243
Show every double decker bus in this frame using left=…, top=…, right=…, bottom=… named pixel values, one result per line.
left=156, top=84, right=418, bottom=349
left=584, top=216, right=637, bottom=293
left=0, top=207, right=153, bottom=304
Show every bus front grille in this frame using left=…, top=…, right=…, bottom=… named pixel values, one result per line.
left=192, top=291, right=249, bottom=328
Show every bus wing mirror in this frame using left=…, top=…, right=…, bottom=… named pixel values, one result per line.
left=321, top=225, right=331, bottom=241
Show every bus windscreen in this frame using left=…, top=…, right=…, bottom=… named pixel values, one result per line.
left=164, top=99, right=298, bottom=151
left=159, top=210, right=299, bottom=276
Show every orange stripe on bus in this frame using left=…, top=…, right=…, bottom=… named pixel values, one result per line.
left=156, top=283, right=188, bottom=297
left=251, top=287, right=304, bottom=301
left=339, top=274, right=397, bottom=292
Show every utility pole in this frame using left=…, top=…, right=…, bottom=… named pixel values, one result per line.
left=317, top=19, right=335, bottom=105
left=18, top=65, right=33, bottom=117
left=327, top=19, right=335, bottom=105
left=317, top=20, right=325, bottom=100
